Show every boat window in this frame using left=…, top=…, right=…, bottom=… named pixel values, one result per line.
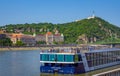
left=49, top=54, right=56, bottom=61
left=40, top=54, right=48, bottom=61
left=65, top=55, right=74, bottom=62
left=57, top=54, right=64, bottom=62
left=78, top=55, right=82, bottom=61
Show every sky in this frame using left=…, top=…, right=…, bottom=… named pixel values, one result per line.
left=0, top=0, right=120, bottom=26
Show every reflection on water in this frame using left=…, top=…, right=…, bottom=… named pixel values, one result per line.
left=0, top=50, right=120, bottom=76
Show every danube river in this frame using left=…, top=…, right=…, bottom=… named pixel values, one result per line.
left=0, top=50, right=120, bottom=76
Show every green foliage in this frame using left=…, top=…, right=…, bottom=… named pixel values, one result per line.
left=15, top=41, right=25, bottom=46
left=1, top=17, right=120, bottom=44
left=0, top=38, right=12, bottom=46
left=53, top=41, right=59, bottom=45
left=95, top=37, right=120, bottom=44
left=37, top=41, right=46, bottom=44
left=53, top=41, right=64, bottom=45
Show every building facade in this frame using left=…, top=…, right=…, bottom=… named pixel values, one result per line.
left=0, top=34, right=7, bottom=39
left=35, top=32, right=64, bottom=45
left=10, top=33, right=36, bottom=46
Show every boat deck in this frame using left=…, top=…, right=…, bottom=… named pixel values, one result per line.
left=40, top=45, right=114, bottom=54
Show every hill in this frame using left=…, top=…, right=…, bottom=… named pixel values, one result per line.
left=1, top=17, right=120, bottom=44
left=58, top=17, right=120, bottom=44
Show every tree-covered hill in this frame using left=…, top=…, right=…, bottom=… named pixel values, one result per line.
left=1, top=17, right=120, bottom=44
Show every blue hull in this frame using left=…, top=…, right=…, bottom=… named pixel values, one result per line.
left=40, top=66, right=85, bottom=74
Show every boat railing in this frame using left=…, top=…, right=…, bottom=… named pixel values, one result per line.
left=40, top=45, right=111, bottom=53
left=40, top=48, right=82, bottom=54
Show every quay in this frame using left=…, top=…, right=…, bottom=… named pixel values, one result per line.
left=93, top=68, right=120, bottom=76
left=0, top=44, right=120, bottom=51
left=0, top=44, right=77, bottom=51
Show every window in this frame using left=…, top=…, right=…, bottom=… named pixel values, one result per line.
left=40, top=54, right=48, bottom=61
left=49, top=54, right=56, bottom=61
left=57, top=54, right=64, bottom=62
left=65, top=55, right=74, bottom=62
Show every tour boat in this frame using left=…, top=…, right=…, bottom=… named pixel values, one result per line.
left=40, top=45, right=120, bottom=74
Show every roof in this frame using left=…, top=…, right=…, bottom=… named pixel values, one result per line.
left=86, top=48, right=120, bottom=53
left=11, top=33, right=35, bottom=39
left=46, top=32, right=52, bottom=35
left=12, top=33, right=23, bottom=38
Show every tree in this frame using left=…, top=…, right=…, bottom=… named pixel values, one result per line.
left=1, top=17, right=120, bottom=44
left=15, top=41, right=24, bottom=46
left=0, top=38, right=12, bottom=46
left=36, top=41, right=46, bottom=44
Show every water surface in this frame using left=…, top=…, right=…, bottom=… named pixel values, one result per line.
left=0, top=50, right=120, bottom=76
left=0, top=50, right=40, bottom=76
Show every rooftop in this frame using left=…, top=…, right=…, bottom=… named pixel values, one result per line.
left=46, top=32, right=52, bottom=35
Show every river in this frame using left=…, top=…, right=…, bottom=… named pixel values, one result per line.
left=0, top=50, right=120, bottom=76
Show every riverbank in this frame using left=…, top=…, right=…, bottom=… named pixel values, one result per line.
left=0, top=44, right=77, bottom=51
left=0, top=47, right=41, bottom=51
left=1, top=44, right=118, bottom=51
left=0, top=46, right=70, bottom=51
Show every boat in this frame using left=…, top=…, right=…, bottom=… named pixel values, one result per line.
left=40, top=45, right=120, bottom=74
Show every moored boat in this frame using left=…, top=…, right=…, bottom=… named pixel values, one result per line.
left=40, top=45, right=120, bottom=74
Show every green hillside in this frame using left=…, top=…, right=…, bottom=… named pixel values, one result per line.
left=1, top=17, right=120, bottom=44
